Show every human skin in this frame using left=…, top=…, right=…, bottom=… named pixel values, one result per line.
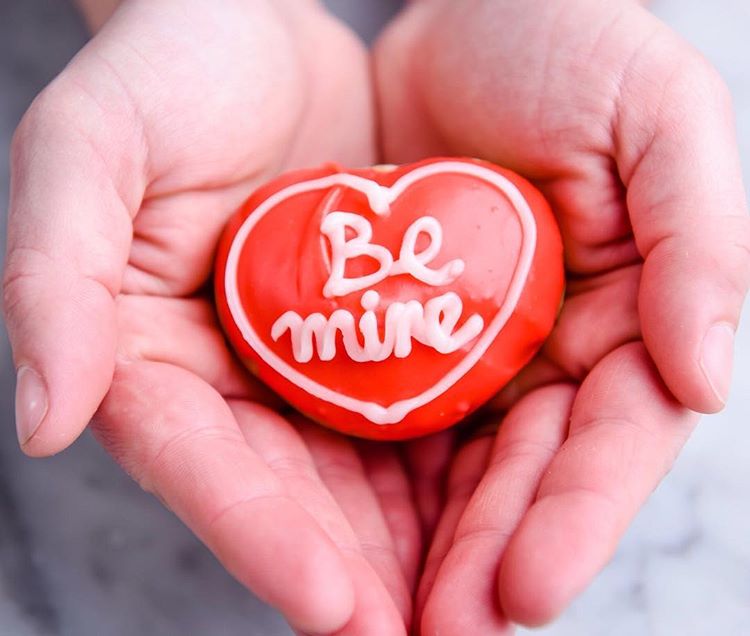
left=4, top=0, right=750, bottom=635
left=5, top=2, right=421, bottom=634
left=374, top=0, right=750, bottom=633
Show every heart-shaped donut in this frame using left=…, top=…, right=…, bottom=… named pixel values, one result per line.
left=215, top=158, right=564, bottom=440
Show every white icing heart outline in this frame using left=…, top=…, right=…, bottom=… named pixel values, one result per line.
left=224, top=161, right=537, bottom=425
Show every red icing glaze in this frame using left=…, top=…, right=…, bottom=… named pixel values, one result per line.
left=215, top=158, right=564, bottom=440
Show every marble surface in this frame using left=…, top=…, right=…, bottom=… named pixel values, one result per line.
left=0, top=1, right=748, bottom=635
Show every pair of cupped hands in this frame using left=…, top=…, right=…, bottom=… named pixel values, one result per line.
left=5, top=0, right=750, bottom=634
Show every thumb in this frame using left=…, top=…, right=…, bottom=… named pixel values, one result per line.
left=616, top=33, right=750, bottom=413
left=3, top=76, right=144, bottom=456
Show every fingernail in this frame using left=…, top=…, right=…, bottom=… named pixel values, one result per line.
left=700, top=322, right=735, bottom=406
left=15, top=366, right=48, bottom=446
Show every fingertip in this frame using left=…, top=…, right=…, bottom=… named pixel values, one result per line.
left=498, top=533, right=565, bottom=626
left=498, top=496, right=613, bottom=627
left=211, top=500, right=355, bottom=635
left=14, top=365, right=49, bottom=453
left=274, top=536, right=356, bottom=635
left=18, top=409, right=94, bottom=459
left=15, top=364, right=100, bottom=459
left=13, top=351, right=114, bottom=458
left=639, top=248, right=741, bottom=414
left=288, top=543, right=355, bottom=635
left=698, top=321, right=735, bottom=412
left=4, top=271, right=118, bottom=457
left=335, top=558, right=408, bottom=636
left=420, top=546, right=513, bottom=636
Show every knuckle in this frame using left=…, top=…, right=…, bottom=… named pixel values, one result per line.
left=266, top=455, right=318, bottom=482
left=1, top=246, right=53, bottom=321
left=2, top=259, right=27, bottom=318
left=314, top=455, right=364, bottom=484
left=11, top=93, right=48, bottom=158
left=12, top=80, right=73, bottom=159
left=665, top=50, right=733, bottom=115
left=700, top=216, right=750, bottom=297
left=691, top=55, right=732, bottom=104
left=658, top=216, right=750, bottom=299
left=452, top=525, right=512, bottom=548
left=2, top=273, right=29, bottom=323
left=90, top=411, right=144, bottom=485
left=204, top=493, right=287, bottom=536
left=144, top=425, right=245, bottom=494
left=489, top=437, right=559, bottom=470
left=357, top=541, right=401, bottom=575
left=730, top=216, right=750, bottom=290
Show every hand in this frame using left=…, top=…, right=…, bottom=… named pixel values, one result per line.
left=4, top=1, right=421, bottom=633
left=375, top=0, right=750, bottom=632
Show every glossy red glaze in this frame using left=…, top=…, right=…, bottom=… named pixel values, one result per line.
left=215, top=158, right=564, bottom=440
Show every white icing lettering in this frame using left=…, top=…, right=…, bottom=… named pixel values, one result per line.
left=272, top=291, right=484, bottom=363
left=321, top=214, right=465, bottom=298
left=390, top=216, right=465, bottom=286
left=321, top=212, right=393, bottom=298
left=224, top=161, right=538, bottom=425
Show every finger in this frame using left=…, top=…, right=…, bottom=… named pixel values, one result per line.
left=295, top=422, right=413, bottom=624
left=374, top=0, right=448, bottom=162
left=231, top=403, right=406, bottom=636
left=616, top=40, right=750, bottom=412
left=543, top=263, right=642, bottom=378
left=420, top=385, right=575, bottom=636
left=358, top=442, right=423, bottom=591
left=498, top=342, right=698, bottom=626
left=4, top=79, right=143, bottom=456
left=94, top=362, right=354, bottom=634
left=487, top=264, right=641, bottom=412
left=538, top=167, right=640, bottom=276
left=115, top=294, right=279, bottom=405
left=485, top=356, right=568, bottom=413
left=415, top=433, right=494, bottom=628
left=403, top=430, right=456, bottom=536
left=123, top=179, right=259, bottom=296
